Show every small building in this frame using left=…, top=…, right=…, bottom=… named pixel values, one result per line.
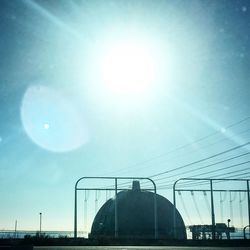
left=189, top=223, right=235, bottom=240
left=90, top=181, right=186, bottom=239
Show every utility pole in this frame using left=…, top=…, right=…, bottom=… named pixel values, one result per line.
left=247, top=180, right=250, bottom=237
left=210, top=180, right=215, bottom=240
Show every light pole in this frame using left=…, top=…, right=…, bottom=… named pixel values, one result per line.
left=14, top=220, right=17, bottom=239
left=39, top=212, right=42, bottom=237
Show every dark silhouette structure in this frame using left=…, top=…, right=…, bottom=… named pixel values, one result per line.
left=189, top=223, right=235, bottom=240
left=90, top=181, right=186, bottom=239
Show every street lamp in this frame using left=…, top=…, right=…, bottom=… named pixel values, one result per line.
left=39, top=212, right=42, bottom=237
left=14, top=220, right=17, bottom=239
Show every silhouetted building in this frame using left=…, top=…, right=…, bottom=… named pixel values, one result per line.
left=189, top=223, right=235, bottom=240
left=90, top=181, right=186, bottom=239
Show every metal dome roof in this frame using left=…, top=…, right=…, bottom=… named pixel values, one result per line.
left=90, top=181, right=186, bottom=239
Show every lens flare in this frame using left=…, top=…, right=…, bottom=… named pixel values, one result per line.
left=21, top=85, right=89, bottom=152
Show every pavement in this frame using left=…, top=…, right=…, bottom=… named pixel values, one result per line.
left=34, top=246, right=250, bottom=250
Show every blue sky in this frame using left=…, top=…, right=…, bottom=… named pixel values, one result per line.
left=0, top=0, right=250, bottom=233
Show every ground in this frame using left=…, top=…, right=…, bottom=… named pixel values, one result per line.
left=34, top=247, right=250, bottom=250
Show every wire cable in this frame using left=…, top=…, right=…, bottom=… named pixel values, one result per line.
left=220, top=191, right=227, bottom=223
left=120, top=142, right=250, bottom=190
left=229, top=191, right=237, bottom=226
left=149, top=142, right=250, bottom=179
left=239, top=192, right=246, bottom=228
left=191, top=191, right=204, bottom=224
left=83, top=190, right=89, bottom=230
left=178, top=191, right=193, bottom=225
left=154, top=169, right=250, bottom=190
left=203, top=191, right=211, bottom=215
left=142, top=156, right=250, bottom=190
left=101, top=117, right=250, bottom=177
left=102, top=118, right=250, bottom=190
left=152, top=152, right=250, bottom=183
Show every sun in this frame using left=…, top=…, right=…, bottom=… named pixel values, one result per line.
left=100, top=39, right=156, bottom=97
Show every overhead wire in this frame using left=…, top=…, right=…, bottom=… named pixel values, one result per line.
left=101, top=116, right=250, bottom=177
left=134, top=127, right=250, bottom=180
left=171, top=161, right=250, bottom=186
left=124, top=127, right=250, bottom=179
left=118, top=126, right=250, bottom=181
left=152, top=151, right=250, bottom=183
left=229, top=191, right=237, bottom=226
left=220, top=191, right=227, bottom=223
left=158, top=175, right=250, bottom=190
left=239, top=192, right=246, bottom=228
left=153, top=169, right=250, bottom=190
left=102, top=117, right=250, bottom=190
left=187, top=160, right=250, bottom=178
left=203, top=191, right=211, bottom=215
left=95, top=190, right=101, bottom=214
left=83, top=190, right=89, bottom=230
left=178, top=191, right=193, bottom=225
left=149, top=142, right=250, bottom=179
left=191, top=191, right=204, bottom=224
left=118, top=141, right=250, bottom=190
left=141, top=148, right=250, bottom=189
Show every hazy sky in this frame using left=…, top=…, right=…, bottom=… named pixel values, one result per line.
left=0, top=0, right=250, bottom=233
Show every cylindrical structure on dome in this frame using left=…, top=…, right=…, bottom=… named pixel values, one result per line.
left=90, top=181, right=186, bottom=239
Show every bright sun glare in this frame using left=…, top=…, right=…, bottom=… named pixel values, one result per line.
left=100, top=40, right=156, bottom=96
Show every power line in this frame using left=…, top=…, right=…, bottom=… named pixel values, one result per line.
left=117, top=142, right=250, bottom=189
left=101, top=117, right=250, bottom=189
left=128, top=127, right=250, bottom=179
left=178, top=191, right=193, bottom=225
left=116, top=137, right=250, bottom=187
left=191, top=191, right=204, bottom=224
left=153, top=151, right=250, bottom=183
left=149, top=163, right=250, bottom=190
left=149, top=142, right=250, bottom=179
left=157, top=170, right=250, bottom=190
left=153, top=155, right=250, bottom=188
left=101, top=116, right=250, bottom=177
left=192, top=161, right=250, bottom=179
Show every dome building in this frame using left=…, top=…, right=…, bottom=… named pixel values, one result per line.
left=90, top=181, right=186, bottom=239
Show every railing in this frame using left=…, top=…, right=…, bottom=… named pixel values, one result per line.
left=0, top=230, right=84, bottom=239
